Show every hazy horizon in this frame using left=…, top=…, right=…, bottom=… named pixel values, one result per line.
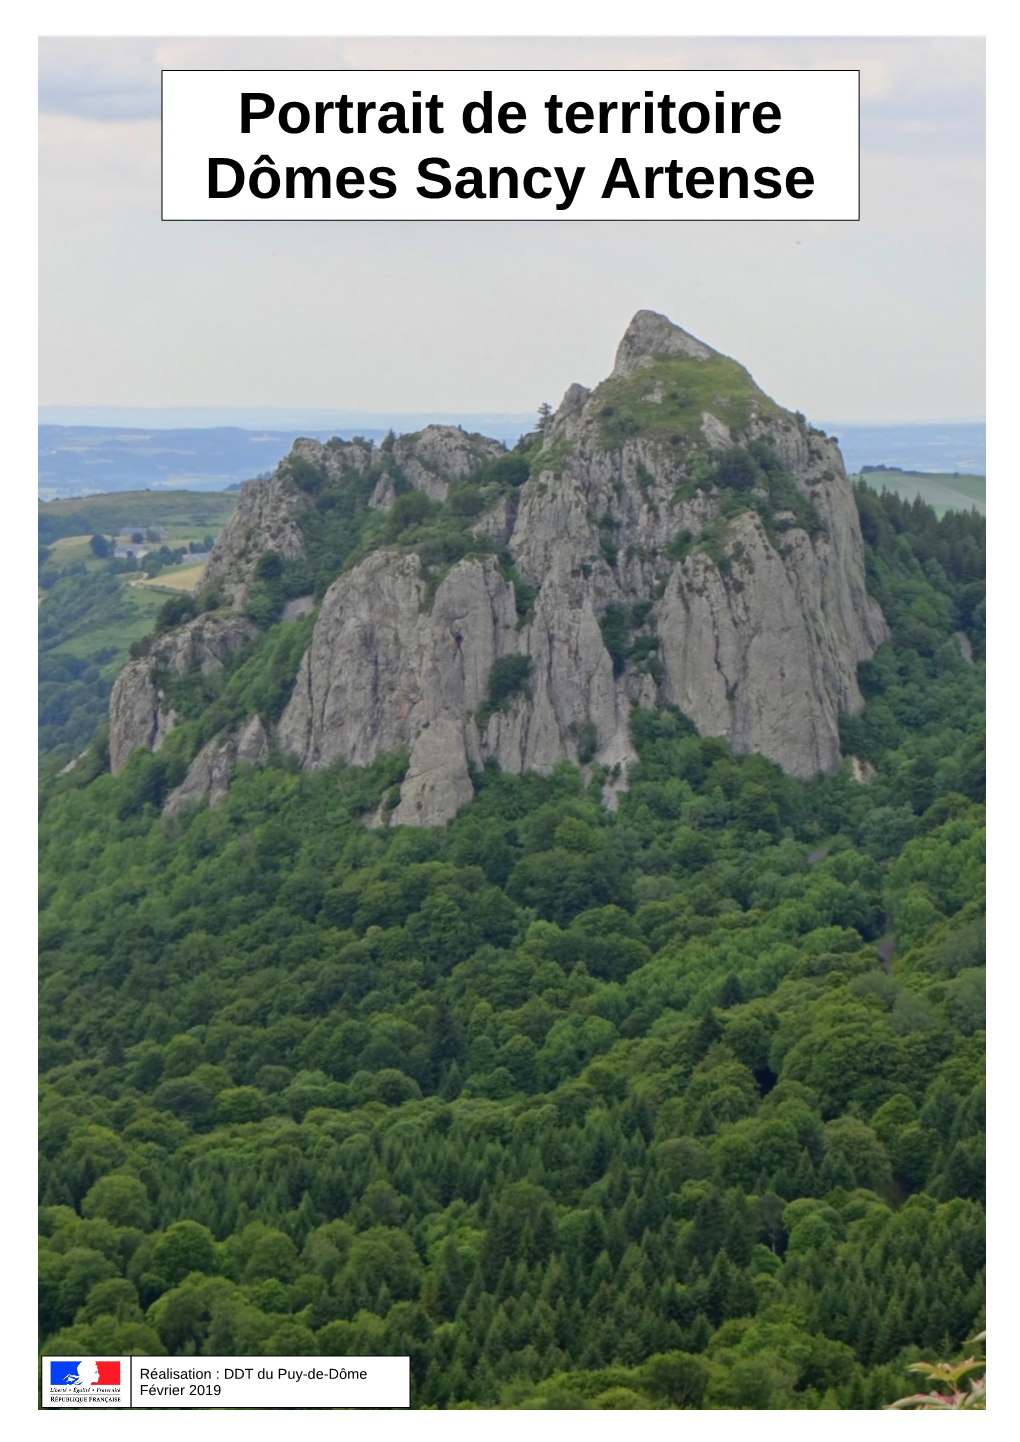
left=38, top=414, right=987, bottom=501
left=39, top=405, right=988, bottom=428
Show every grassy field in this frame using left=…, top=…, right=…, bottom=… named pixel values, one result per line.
left=857, top=470, right=985, bottom=516
left=39, top=489, right=237, bottom=544
left=47, top=535, right=107, bottom=570
left=135, top=563, right=206, bottom=594
left=49, top=585, right=165, bottom=662
left=40, top=490, right=233, bottom=664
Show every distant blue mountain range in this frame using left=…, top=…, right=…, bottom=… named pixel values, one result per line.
left=38, top=412, right=985, bottom=500
left=817, top=421, right=985, bottom=479
left=39, top=424, right=387, bottom=497
left=38, top=415, right=534, bottom=498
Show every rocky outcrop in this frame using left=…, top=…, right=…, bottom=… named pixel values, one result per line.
left=278, top=551, right=517, bottom=768
left=471, top=492, right=517, bottom=547
left=202, top=471, right=312, bottom=608
left=163, top=715, right=269, bottom=815
left=277, top=543, right=639, bottom=818
left=390, top=426, right=505, bottom=503
left=108, top=615, right=258, bottom=775
left=281, top=595, right=315, bottom=622
left=202, top=426, right=510, bottom=605
left=276, top=310, right=887, bottom=822
left=369, top=426, right=508, bottom=508
left=611, top=309, right=715, bottom=374
left=391, top=718, right=475, bottom=827
left=120, top=311, right=886, bottom=823
left=656, top=510, right=874, bottom=777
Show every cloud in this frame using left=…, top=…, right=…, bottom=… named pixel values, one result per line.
left=37, top=34, right=984, bottom=421
left=39, top=39, right=163, bottom=121
left=39, top=35, right=984, bottom=157
left=39, top=37, right=355, bottom=121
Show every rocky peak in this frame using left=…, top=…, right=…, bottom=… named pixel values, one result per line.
left=109, top=309, right=889, bottom=827
left=610, top=309, right=716, bottom=377
left=272, top=312, right=887, bottom=823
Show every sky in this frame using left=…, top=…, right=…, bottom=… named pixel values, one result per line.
left=38, top=32, right=984, bottom=425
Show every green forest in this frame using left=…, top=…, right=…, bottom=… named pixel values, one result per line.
left=38, top=473, right=985, bottom=1409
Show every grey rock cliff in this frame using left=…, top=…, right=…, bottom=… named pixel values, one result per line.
left=108, top=615, right=258, bottom=775
left=278, top=550, right=518, bottom=769
left=277, top=310, right=887, bottom=822
left=276, top=545, right=634, bottom=817
left=163, top=715, right=269, bottom=816
left=202, top=471, right=313, bottom=608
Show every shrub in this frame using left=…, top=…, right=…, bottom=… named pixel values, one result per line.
left=387, top=489, right=437, bottom=536
left=255, top=550, right=284, bottom=581
left=477, top=654, right=532, bottom=729
left=476, top=452, right=530, bottom=489
left=287, top=455, right=329, bottom=493
left=154, top=594, right=198, bottom=635
left=715, top=447, right=760, bottom=491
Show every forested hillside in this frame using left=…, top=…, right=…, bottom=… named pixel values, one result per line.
left=38, top=482, right=984, bottom=1409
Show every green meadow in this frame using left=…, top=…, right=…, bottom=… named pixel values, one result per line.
left=857, top=471, right=985, bottom=517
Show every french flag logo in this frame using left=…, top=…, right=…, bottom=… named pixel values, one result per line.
left=50, top=1360, right=121, bottom=1385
